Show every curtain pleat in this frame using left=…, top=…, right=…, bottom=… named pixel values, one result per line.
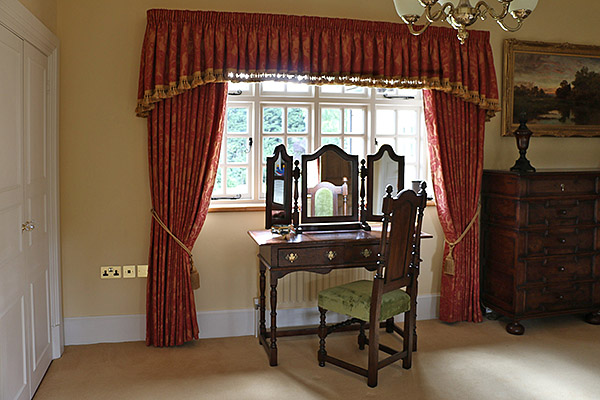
left=136, top=9, right=499, bottom=119
left=147, top=83, right=227, bottom=346
left=423, top=90, right=486, bottom=323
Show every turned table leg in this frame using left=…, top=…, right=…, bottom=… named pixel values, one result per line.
left=269, top=280, right=278, bottom=366
left=259, top=267, right=266, bottom=338
left=506, top=321, right=525, bottom=335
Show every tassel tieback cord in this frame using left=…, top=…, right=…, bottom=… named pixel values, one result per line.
left=150, top=209, right=200, bottom=290
left=443, top=203, right=481, bottom=276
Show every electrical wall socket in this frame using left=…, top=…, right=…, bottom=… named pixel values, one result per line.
left=137, top=264, right=148, bottom=278
left=123, top=265, right=136, bottom=278
left=100, top=266, right=122, bottom=279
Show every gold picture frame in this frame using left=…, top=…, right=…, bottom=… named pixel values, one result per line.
left=502, top=39, right=600, bottom=137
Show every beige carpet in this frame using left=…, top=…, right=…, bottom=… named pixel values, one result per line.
left=35, top=315, right=600, bottom=400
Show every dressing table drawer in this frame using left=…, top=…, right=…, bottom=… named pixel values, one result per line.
left=278, top=245, right=346, bottom=267
left=345, top=244, right=380, bottom=264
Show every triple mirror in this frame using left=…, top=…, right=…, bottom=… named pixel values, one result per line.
left=265, top=144, right=406, bottom=232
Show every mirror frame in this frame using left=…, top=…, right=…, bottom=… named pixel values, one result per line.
left=301, top=144, right=359, bottom=227
left=365, top=144, right=405, bottom=221
left=265, top=144, right=293, bottom=229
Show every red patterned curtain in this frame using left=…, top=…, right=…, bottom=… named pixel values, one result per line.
left=147, top=83, right=227, bottom=346
left=137, top=9, right=500, bottom=345
left=424, top=90, right=486, bottom=323
left=136, top=9, right=499, bottom=118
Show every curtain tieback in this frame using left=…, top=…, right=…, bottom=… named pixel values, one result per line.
left=151, top=209, right=200, bottom=290
left=443, top=203, right=481, bottom=276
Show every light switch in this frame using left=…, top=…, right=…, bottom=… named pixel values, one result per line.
left=137, top=264, right=148, bottom=278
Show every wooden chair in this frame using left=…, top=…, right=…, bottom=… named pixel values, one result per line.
left=307, top=179, right=348, bottom=217
left=317, top=183, right=427, bottom=387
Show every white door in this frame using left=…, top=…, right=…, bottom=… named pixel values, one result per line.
left=23, top=41, right=52, bottom=395
left=0, top=24, right=30, bottom=400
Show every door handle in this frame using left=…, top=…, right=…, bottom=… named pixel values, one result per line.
left=21, top=220, right=35, bottom=232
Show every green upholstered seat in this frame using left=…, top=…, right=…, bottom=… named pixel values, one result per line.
left=318, top=280, right=410, bottom=322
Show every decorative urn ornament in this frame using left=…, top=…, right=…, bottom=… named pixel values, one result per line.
left=510, top=112, right=535, bottom=173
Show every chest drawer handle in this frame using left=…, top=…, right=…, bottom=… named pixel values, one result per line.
left=559, top=238, right=566, bottom=244
left=361, top=248, right=373, bottom=258
left=560, top=183, right=565, bottom=192
left=326, top=250, right=337, bottom=261
left=557, top=295, right=565, bottom=301
left=559, top=209, right=568, bottom=216
left=558, top=266, right=566, bottom=272
left=285, top=252, right=298, bottom=263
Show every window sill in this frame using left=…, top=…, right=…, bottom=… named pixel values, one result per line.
left=208, top=200, right=436, bottom=213
left=208, top=203, right=265, bottom=213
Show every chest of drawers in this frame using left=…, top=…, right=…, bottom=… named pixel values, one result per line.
left=481, top=170, right=600, bottom=334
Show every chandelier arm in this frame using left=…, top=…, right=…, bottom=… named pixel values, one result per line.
left=495, top=17, right=523, bottom=32
left=407, top=18, right=433, bottom=36
left=425, top=2, right=454, bottom=23
left=474, top=0, right=510, bottom=21
left=396, top=0, right=531, bottom=43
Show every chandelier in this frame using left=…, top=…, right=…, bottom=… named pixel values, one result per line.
left=393, top=0, right=538, bottom=44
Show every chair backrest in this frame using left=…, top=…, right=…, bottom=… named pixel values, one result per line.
left=377, top=184, right=427, bottom=294
left=307, top=180, right=348, bottom=217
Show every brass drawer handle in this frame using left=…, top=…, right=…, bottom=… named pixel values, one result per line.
left=326, top=250, right=337, bottom=261
left=285, top=252, right=298, bottom=263
left=560, top=183, right=565, bottom=192
left=361, top=248, right=372, bottom=258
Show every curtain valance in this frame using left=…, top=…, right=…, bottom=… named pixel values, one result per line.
left=136, top=9, right=500, bottom=118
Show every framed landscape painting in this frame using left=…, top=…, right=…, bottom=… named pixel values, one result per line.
left=502, top=39, right=600, bottom=137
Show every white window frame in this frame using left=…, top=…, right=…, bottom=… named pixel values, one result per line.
left=215, top=82, right=429, bottom=205
left=259, top=102, right=314, bottom=198
left=213, top=102, right=255, bottom=200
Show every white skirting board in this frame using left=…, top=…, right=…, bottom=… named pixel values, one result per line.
left=64, top=294, right=440, bottom=345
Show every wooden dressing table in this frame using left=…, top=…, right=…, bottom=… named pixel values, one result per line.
left=248, top=227, right=432, bottom=366
left=254, top=143, right=429, bottom=365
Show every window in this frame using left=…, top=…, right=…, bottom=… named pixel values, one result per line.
left=211, top=82, right=429, bottom=203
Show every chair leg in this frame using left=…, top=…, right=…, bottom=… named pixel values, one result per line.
left=358, top=321, right=366, bottom=350
left=318, top=307, right=327, bottom=367
left=367, top=320, right=380, bottom=388
left=385, top=317, right=394, bottom=333
left=402, top=309, right=414, bottom=370
left=413, top=324, right=418, bottom=352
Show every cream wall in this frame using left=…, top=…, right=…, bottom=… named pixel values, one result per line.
left=17, top=0, right=57, bottom=33
left=56, top=0, right=600, bottom=319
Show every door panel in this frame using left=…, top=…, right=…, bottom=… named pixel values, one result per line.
left=24, top=42, right=52, bottom=395
left=30, top=270, right=51, bottom=374
left=0, top=297, right=29, bottom=400
left=0, top=25, right=23, bottom=193
left=0, top=24, right=30, bottom=400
